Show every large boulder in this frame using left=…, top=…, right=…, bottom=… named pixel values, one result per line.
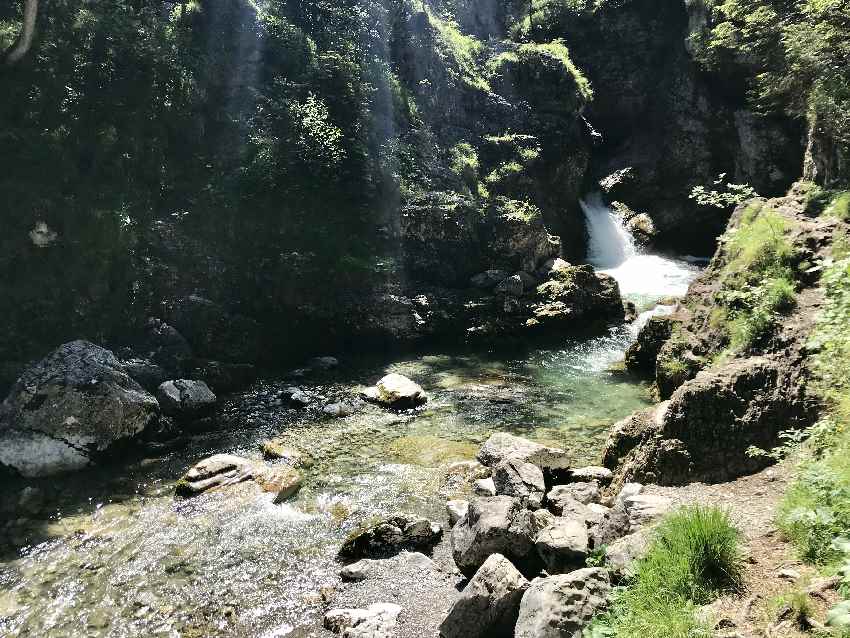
left=477, top=433, right=570, bottom=472
left=529, top=266, right=623, bottom=329
left=492, top=458, right=546, bottom=509
left=156, top=379, right=217, bottom=419
left=514, top=568, right=611, bottom=638
left=451, top=496, right=535, bottom=575
left=339, top=513, right=442, bottom=559
left=534, top=518, right=589, bottom=574
left=439, top=553, right=529, bottom=638
left=0, top=341, right=159, bottom=477
left=361, top=374, right=427, bottom=409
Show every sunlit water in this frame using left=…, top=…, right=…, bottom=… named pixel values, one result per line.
left=0, top=200, right=701, bottom=638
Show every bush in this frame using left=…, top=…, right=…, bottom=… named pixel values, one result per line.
left=826, top=192, right=850, bottom=221
left=592, top=507, right=743, bottom=638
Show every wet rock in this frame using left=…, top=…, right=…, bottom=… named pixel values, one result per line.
left=477, top=433, right=570, bottom=472
left=339, top=514, right=442, bottom=559
left=451, top=496, right=535, bottom=575
left=447, top=500, right=469, bottom=527
left=599, top=167, right=639, bottom=203
left=175, top=453, right=302, bottom=501
left=324, top=402, right=355, bottom=418
left=439, top=553, right=529, bottom=638
left=0, top=340, right=159, bottom=477
left=471, top=270, right=511, bottom=290
left=121, top=358, right=169, bottom=393
left=605, top=529, right=651, bottom=579
left=492, top=458, right=545, bottom=509
left=156, top=380, right=216, bottom=419
left=474, top=477, right=497, bottom=497
left=515, top=568, right=611, bottom=638
left=361, top=374, right=427, bottom=409
left=310, top=356, right=339, bottom=370
left=534, top=518, right=589, bottom=573
left=190, top=360, right=257, bottom=394
left=324, top=602, right=402, bottom=638
left=625, top=315, right=675, bottom=373
left=537, top=258, right=571, bottom=280
left=259, top=440, right=310, bottom=467
left=546, top=482, right=600, bottom=507
left=137, top=317, right=193, bottom=374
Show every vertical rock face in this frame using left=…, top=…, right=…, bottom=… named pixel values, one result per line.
left=0, top=341, right=159, bottom=477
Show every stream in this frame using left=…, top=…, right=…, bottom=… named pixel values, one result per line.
left=0, top=199, right=701, bottom=637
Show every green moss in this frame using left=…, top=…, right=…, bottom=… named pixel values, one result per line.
left=426, top=7, right=489, bottom=92
left=174, top=478, right=194, bottom=497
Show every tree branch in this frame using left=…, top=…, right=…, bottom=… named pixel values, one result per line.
left=4, top=0, right=38, bottom=66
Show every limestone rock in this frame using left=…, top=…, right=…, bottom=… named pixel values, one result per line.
left=362, top=374, right=427, bottom=409
left=546, top=482, right=600, bottom=507
left=156, top=379, right=216, bottom=419
left=492, top=458, right=545, bottom=509
left=471, top=269, right=511, bottom=290
left=447, top=500, right=470, bottom=527
left=339, top=513, right=442, bottom=559
left=324, top=402, right=355, bottom=418
left=477, top=433, right=570, bottom=471
left=515, top=568, right=611, bottom=638
left=534, top=518, right=589, bottom=573
left=451, top=496, right=535, bottom=575
left=622, top=494, right=672, bottom=532
left=474, top=477, right=497, bottom=497
left=605, top=530, right=651, bottom=579
left=324, top=602, right=402, bottom=638
left=175, top=453, right=302, bottom=501
left=0, top=341, right=159, bottom=477
left=439, top=553, right=529, bottom=638
left=566, top=466, right=613, bottom=485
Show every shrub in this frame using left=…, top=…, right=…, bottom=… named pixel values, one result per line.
left=826, top=192, right=850, bottom=221
left=592, top=507, right=743, bottom=638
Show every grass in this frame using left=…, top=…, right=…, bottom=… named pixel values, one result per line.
left=777, top=258, right=850, bottom=565
left=825, top=192, right=850, bottom=221
left=425, top=7, right=490, bottom=92
left=592, top=506, right=743, bottom=638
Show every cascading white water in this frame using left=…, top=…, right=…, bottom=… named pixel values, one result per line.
left=580, top=193, right=700, bottom=300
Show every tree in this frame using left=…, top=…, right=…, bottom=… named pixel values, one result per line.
left=4, top=0, right=37, bottom=66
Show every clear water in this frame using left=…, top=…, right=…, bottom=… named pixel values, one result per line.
left=0, top=201, right=701, bottom=638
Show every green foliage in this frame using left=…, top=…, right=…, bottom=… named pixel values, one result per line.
left=826, top=192, right=850, bottom=221
left=449, top=142, right=480, bottom=192
left=426, top=7, right=489, bottom=92
left=591, top=507, right=742, bottom=638
left=690, top=174, right=759, bottom=209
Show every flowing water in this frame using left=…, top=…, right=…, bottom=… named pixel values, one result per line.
left=0, top=199, right=701, bottom=638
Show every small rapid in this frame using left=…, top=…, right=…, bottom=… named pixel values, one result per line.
left=581, top=193, right=701, bottom=303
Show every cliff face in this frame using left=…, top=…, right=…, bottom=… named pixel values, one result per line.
left=0, top=0, right=816, bottom=381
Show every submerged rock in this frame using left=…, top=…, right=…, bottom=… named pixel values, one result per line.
left=323, top=402, right=355, bottom=418
left=439, top=553, right=529, bottom=638
left=156, top=379, right=217, bottom=419
left=259, top=440, right=311, bottom=467
left=0, top=341, right=159, bottom=477
left=514, top=568, right=611, bottom=638
left=324, top=602, right=402, bottom=638
left=339, top=514, right=442, bottom=559
left=361, top=373, right=427, bottom=409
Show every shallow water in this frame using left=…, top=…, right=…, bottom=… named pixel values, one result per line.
left=0, top=202, right=701, bottom=637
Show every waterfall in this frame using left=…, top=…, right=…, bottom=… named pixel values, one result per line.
left=580, top=193, right=636, bottom=269
left=580, top=193, right=700, bottom=300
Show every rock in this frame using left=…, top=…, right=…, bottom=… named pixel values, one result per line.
left=0, top=341, right=159, bottom=477
left=605, top=530, right=651, bottom=578
left=447, top=500, right=470, bottom=527
left=121, top=358, right=169, bottom=393
left=339, top=513, right=442, bottom=559
left=537, top=258, right=571, bottom=279
left=477, top=433, right=570, bottom=471
left=156, top=380, right=217, bottom=419
left=545, top=493, right=593, bottom=520
left=138, top=317, right=193, bottom=373
left=546, top=482, right=600, bottom=507
left=599, top=167, right=639, bottom=203
left=439, top=553, right=529, bottom=638
left=440, top=461, right=490, bottom=497
left=324, top=602, right=402, bottom=638
left=495, top=275, right=524, bottom=296
left=190, top=360, right=257, bottom=394
left=616, top=483, right=644, bottom=504
left=361, top=374, right=427, bottom=409
left=517, top=271, right=539, bottom=292
left=530, top=265, right=623, bottom=329
left=515, top=568, right=611, bottom=638
left=622, top=494, right=672, bottom=531
left=259, top=440, right=310, bottom=467
left=530, top=509, right=557, bottom=536
left=493, top=458, right=545, bottom=509
left=534, top=518, right=589, bottom=573
left=624, top=315, right=675, bottom=373
left=451, top=496, right=535, bottom=575
left=471, top=270, right=511, bottom=290
left=283, top=387, right=311, bottom=407
left=175, top=453, right=302, bottom=501
left=324, top=402, right=355, bottom=418
left=483, top=201, right=561, bottom=273
left=310, top=356, right=339, bottom=370
left=17, top=487, right=44, bottom=516
left=474, top=477, right=497, bottom=497
left=589, top=503, right=631, bottom=549
left=340, top=560, right=373, bottom=582
left=566, top=467, right=613, bottom=486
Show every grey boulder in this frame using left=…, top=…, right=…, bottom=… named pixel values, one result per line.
left=0, top=341, right=159, bottom=477
left=534, top=518, right=589, bottom=573
left=324, top=603, right=402, bottom=638
left=339, top=513, right=442, bottom=559
left=451, top=496, right=535, bottom=575
left=477, top=433, right=570, bottom=471
left=156, top=379, right=216, bottom=419
left=493, top=458, right=546, bottom=509
left=439, top=553, right=529, bottom=638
